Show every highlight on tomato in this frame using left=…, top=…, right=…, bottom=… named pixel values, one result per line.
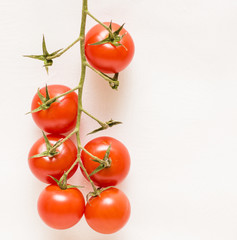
left=28, top=134, right=78, bottom=184
left=85, top=22, right=135, bottom=73
left=31, top=84, right=78, bottom=134
left=80, top=136, right=130, bottom=187
left=85, top=187, right=131, bottom=234
left=38, top=185, right=85, bottom=229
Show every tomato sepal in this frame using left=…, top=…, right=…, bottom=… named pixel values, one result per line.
left=89, top=163, right=106, bottom=177
left=24, top=35, right=63, bottom=73
left=49, top=175, right=84, bottom=190
left=27, top=85, right=58, bottom=114
left=89, top=144, right=112, bottom=176
left=89, top=22, right=126, bottom=49
left=29, top=150, right=57, bottom=159
left=30, top=132, right=60, bottom=159
left=86, top=186, right=114, bottom=203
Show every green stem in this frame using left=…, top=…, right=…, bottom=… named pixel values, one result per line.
left=82, top=108, right=108, bottom=129
left=85, top=61, right=119, bottom=86
left=46, top=36, right=83, bottom=60
left=79, top=160, right=97, bottom=192
left=49, top=128, right=78, bottom=154
left=78, top=144, right=105, bottom=164
left=61, top=0, right=98, bottom=193
left=28, top=86, right=80, bottom=114
left=86, top=10, right=113, bottom=36
left=65, top=158, right=80, bottom=176
left=47, top=86, right=80, bottom=104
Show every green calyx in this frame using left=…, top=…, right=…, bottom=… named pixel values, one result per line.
left=30, top=132, right=60, bottom=159
left=89, top=145, right=112, bottom=176
left=49, top=175, right=84, bottom=190
left=88, top=118, right=122, bottom=135
left=86, top=186, right=113, bottom=202
left=28, top=84, right=56, bottom=114
left=90, top=22, right=127, bottom=48
left=24, top=35, right=62, bottom=73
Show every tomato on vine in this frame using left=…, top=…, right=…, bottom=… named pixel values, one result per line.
left=85, top=22, right=135, bottom=73
left=26, top=0, right=134, bottom=235
left=31, top=85, right=78, bottom=134
left=38, top=185, right=85, bottom=229
left=85, top=187, right=131, bottom=234
left=81, top=136, right=130, bottom=187
left=28, top=134, right=78, bottom=184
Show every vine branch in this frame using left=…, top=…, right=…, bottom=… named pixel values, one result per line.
left=46, top=36, right=83, bottom=60
left=85, top=10, right=113, bottom=36
left=85, top=61, right=119, bottom=88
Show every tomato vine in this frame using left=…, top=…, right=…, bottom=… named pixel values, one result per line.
left=26, top=0, right=134, bottom=234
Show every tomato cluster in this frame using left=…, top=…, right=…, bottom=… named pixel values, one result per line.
left=27, top=21, right=134, bottom=234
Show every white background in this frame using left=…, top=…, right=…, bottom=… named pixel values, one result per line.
left=1, top=0, right=237, bottom=239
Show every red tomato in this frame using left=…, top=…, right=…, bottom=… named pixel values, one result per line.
left=85, top=22, right=135, bottom=73
left=31, top=85, right=78, bottom=134
left=81, top=136, right=130, bottom=187
left=85, top=187, right=130, bottom=234
left=28, top=134, right=78, bottom=184
left=38, top=185, right=85, bottom=229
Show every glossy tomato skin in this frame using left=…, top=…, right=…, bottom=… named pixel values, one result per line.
left=28, top=134, right=78, bottom=184
left=85, top=22, right=135, bottom=73
left=38, top=185, right=85, bottom=229
left=85, top=187, right=130, bottom=234
left=31, top=85, right=78, bottom=134
left=81, top=136, right=130, bottom=187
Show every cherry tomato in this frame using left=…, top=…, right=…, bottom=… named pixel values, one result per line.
left=38, top=185, right=85, bottom=229
left=85, top=187, right=130, bottom=234
left=85, top=22, right=135, bottom=73
left=81, top=136, right=130, bottom=187
left=28, top=134, right=78, bottom=184
left=31, top=85, right=78, bottom=134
